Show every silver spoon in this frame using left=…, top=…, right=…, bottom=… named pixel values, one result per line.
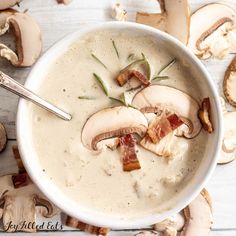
left=0, top=71, right=72, bottom=121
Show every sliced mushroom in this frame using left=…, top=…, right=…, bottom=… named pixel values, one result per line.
left=153, top=213, right=185, bottom=235
left=0, top=0, right=22, bottom=10
left=198, top=97, right=213, bottom=133
left=12, top=145, right=25, bottom=173
left=188, top=3, right=236, bottom=59
left=180, top=189, right=213, bottom=236
left=223, top=56, right=236, bottom=107
left=218, top=111, right=236, bottom=164
left=57, top=0, right=72, bottom=5
left=135, top=231, right=159, bottom=236
left=65, top=215, right=110, bottom=235
left=0, top=11, right=42, bottom=67
left=132, top=85, right=201, bottom=138
left=0, top=175, right=56, bottom=232
left=111, top=3, right=127, bottom=21
left=136, top=0, right=190, bottom=44
left=0, top=122, right=7, bottom=153
left=81, top=106, right=148, bottom=151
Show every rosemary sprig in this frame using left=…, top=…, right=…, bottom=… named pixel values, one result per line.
left=109, top=93, right=137, bottom=109
left=152, top=75, right=169, bottom=81
left=127, top=53, right=135, bottom=61
left=93, top=73, right=109, bottom=96
left=78, top=96, right=96, bottom=100
left=157, top=58, right=176, bottom=75
left=141, top=53, right=151, bottom=80
left=112, top=40, right=119, bottom=59
left=91, top=53, right=107, bottom=69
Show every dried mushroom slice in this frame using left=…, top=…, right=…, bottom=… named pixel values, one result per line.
left=132, top=85, right=201, bottom=138
left=198, top=97, right=213, bottom=133
left=0, top=11, right=42, bottom=67
left=218, top=111, right=236, bottom=164
left=0, top=122, right=7, bottom=153
left=12, top=145, right=25, bottom=173
left=188, top=3, right=236, bottom=59
left=180, top=189, right=213, bottom=236
left=81, top=106, right=148, bottom=151
left=223, top=56, right=236, bottom=107
left=0, top=175, right=56, bottom=232
left=136, top=0, right=190, bottom=44
left=0, top=0, right=22, bottom=10
left=65, top=216, right=110, bottom=235
left=57, top=0, right=72, bottom=5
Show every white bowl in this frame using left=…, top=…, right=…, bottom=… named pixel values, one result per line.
left=17, top=22, right=223, bottom=229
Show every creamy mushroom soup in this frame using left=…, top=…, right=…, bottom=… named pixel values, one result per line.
left=28, top=29, right=207, bottom=218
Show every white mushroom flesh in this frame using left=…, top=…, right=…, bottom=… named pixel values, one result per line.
left=188, top=3, right=236, bottom=59
left=180, top=191, right=213, bottom=236
left=111, top=3, right=127, bottom=21
left=0, top=0, right=21, bottom=10
left=81, top=106, right=148, bottom=150
left=132, top=85, right=201, bottom=138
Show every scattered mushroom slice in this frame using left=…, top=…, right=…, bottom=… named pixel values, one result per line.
left=0, top=175, right=56, bottom=232
left=0, top=11, right=42, bottom=67
left=111, top=3, right=127, bottom=21
left=0, top=122, right=7, bottom=153
left=218, top=111, right=236, bottom=164
left=81, top=106, right=148, bottom=151
left=188, top=3, right=236, bottom=59
left=135, top=231, right=159, bottom=236
left=180, top=189, right=213, bottom=236
left=198, top=97, right=214, bottom=133
left=223, top=56, right=236, bottom=107
left=12, top=172, right=32, bottom=188
left=65, top=215, right=110, bottom=235
left=57, top=0, right=72, bottom=5
left=0, top=0, right=22, bottom=10
left=132, top=85, right=201, bottom=138
left=12, top=145, right=25, bottom=173
left=136, top=0, right=190, bottom=44
left=153, top=212, right=185, bottom=235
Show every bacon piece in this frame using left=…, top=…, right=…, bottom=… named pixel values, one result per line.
left=65, top=216, right=110, bottom=235
left=147, top=113, right=183, bottom=144
left=116, top=69, right=150, bottom=86
left=119, top=134, right=141, bottom=171
left=12, top=145, right=25, bottom=173
left=198, top=97, right=213, bottom=133
left=12, top=172, right=32, bottom=189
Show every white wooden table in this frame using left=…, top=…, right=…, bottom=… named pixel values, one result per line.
left=1, top=0, right=236, bottom=235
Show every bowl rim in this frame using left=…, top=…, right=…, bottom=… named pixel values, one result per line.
left=16, top=21, right=223, bottom=229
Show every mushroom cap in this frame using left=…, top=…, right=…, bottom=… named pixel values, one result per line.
left=132, top=85, right=201, bottom=138
left=218, top=111, right=236, bottom=164
left=0, top=0, right=21, bottom=10
left=81, top=106, right=148, bottom=150
left=0, top=122, right=7, bottom=153
left=136, top=0, right=190, bottom=44
left=0, top=11, right=42, bottom=67
left=188, top=3, right=236, bottom=58
left=180, top=189, right=213, bottom=236
left=223, top=56, right=236, bottom=107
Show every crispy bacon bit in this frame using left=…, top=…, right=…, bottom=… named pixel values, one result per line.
left=65, top=216, right=110, bottom=235
left=198, top=97, right=213, bottom=133
left=116, top=69, right=150, bottom=87
left=12, top=145, right=25, bottom=173
left=12, top=172, right=32, bottom=189
left=147, top=113, right=183, bottom=144
left=119, top=134, right=141, bottom=171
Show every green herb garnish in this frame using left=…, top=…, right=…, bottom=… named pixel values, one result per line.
left=127, top=53, right=135, bottom=61
left=141, top=53, right=151, bottom=80
left=93, top=73, right=109, bottom=96
left=78, top=96, right=96, bottom=100
left=109, top=93, right=137, bottom=109
left=157, top=58, right=176, bottom=75
left=112, top=40, right=119, bottom=59
left=91, top=53, right=107, bottom=69
left=152, top=75, right=169, bottom=81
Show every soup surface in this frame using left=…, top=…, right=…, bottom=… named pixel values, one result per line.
left=29, top=29, right=207, bottom=218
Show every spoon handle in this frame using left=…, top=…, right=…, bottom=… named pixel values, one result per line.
left=0, top=71, right=71, bottom=121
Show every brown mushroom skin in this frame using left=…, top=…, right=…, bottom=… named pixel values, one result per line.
left=0, top=122, right=7, bottom=153
left=223, top=56, right=236, bottom=107
left=0, top=0, right=22, bottom=10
